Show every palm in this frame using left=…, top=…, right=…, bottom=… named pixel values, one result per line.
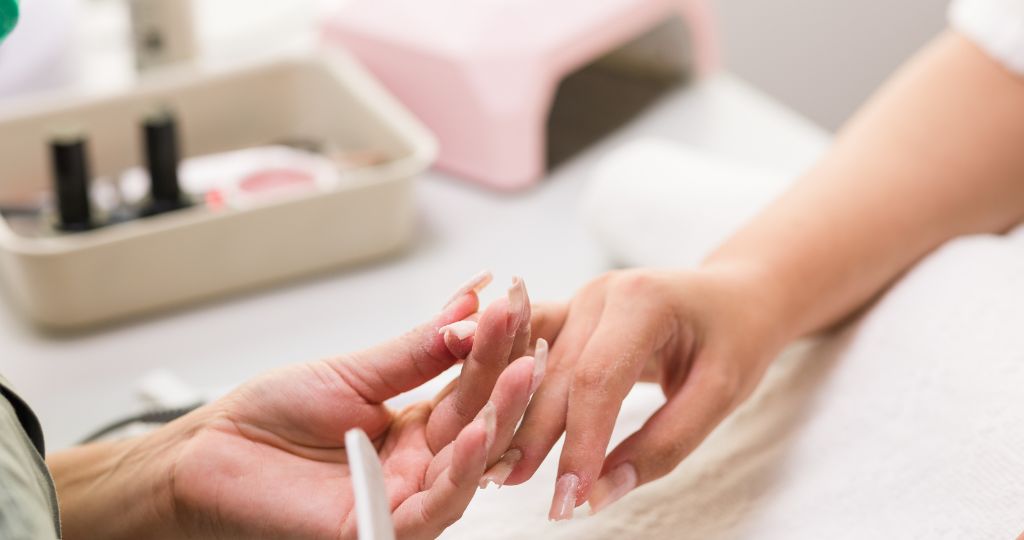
left=172, top=362, right=455, bottom=539
left=166, top=274, right=538, bottom=539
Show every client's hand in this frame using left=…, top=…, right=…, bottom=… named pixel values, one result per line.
left=51, top=273, right=541, bottom=540
left=495, top=268, right=786, bottom=519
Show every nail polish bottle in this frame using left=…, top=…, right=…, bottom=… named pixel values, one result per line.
left=49, top=130, right=94, bottom=232
left=141, top=108, right=190, bottom=216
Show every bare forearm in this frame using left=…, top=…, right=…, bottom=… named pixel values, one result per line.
left=706, top=31, right=1024, bottom=340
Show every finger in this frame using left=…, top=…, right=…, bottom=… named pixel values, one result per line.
left=502, top=285, right=607, bottom=487
left=530, top=301, right=568, bottom=349
left=429, top=378, right=459, bottom=409
left=392, top=405, right=495, bottom=540
left=426, top=279, right=526, bottom=451
left=329, top=271, right=490, bottom=404
left=424, top=348, right=543, bottom=486
left=552, top=287, right=672, bottom=518
left=479, top=341, right=548, bottom=488
left=588, top=357, right=738, bottom=513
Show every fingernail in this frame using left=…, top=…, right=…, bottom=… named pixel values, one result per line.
left=444, top=270, right=493, bottom=309
left=479, top=448, right=522, bottom=489
left=548, top=473, right=579, bottom=521
left=589, top=463, right=637, bottom=513
left=475, top=401, right=497, bottom=452
left=438, top=320, right=478, bottom=340
left=530, top=338, right=548, bottom=394
left=506, top=277, right=526, bottom=335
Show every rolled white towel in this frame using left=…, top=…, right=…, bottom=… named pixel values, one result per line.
left=581, top=138, right=799, bottom=269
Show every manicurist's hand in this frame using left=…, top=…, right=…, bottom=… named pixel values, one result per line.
left=493, top=268, right=787, bottom=519
left=50, top=273, right=543, bottom=540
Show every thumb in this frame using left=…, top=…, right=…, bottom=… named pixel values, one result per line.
left=330, top=272, right=491, bottom=403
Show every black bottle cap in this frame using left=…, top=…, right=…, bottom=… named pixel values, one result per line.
left=142, top=108, right=188, bottom=216
left=49, top=130, right=93, bottom=232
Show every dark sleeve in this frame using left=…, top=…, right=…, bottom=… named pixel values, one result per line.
left=0, top=378, right=62, bottom=539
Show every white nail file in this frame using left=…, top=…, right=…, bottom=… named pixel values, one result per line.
left=345, top=429, right=396, bottom=540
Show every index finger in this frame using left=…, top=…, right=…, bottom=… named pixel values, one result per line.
left=550, top=294, right=671, bottom=520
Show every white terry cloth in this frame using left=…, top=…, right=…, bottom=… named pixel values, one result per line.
left=950, top=0, right=1024, bottom=75
left=446, top=233, right=1024, bottom=539
left=443, top=139, right=1024, bottom=538
left=580, top=137, right=798, bottom=269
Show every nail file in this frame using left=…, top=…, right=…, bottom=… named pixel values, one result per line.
left=345, top=429, right=396, bottom=540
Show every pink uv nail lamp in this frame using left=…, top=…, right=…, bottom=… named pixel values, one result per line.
left=323, top=0, right=718, bottom=191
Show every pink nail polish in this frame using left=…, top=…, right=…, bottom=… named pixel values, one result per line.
left=444, top=270, right=493, bottom=309
left=549, top=473, right=579, bottom=521
left=479, top=448, right=522, bottom=489
left=506, top=277, right=526, bottom=335
left=530, top=339, right=548, bottom=394
left=589, top=463, right=637, bottom=513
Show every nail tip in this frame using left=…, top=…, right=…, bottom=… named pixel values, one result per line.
left=549, top=473, right=579, bottom=522
left=478, top=473, right=506, bottom=490
left=480, top=402, right=497, bottom=449
left=587, top=464, right=637, bottom=514
left=531, top=339, right=549, bottom=392
left=506, top=278, right=528, bottom=334
left=439, top=320, right=478, bottom=341
left=444, top=270, right=494, bottom=308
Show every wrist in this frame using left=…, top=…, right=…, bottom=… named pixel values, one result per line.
left=692, top=260, right=801, bottom=349
left=48, top=425, right=185, bottom=539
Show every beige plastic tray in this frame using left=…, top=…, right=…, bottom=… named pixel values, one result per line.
left=0, top=50, right=437, bottom=329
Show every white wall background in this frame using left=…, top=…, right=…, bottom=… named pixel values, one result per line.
left=714, top=0, right=949, bottom=130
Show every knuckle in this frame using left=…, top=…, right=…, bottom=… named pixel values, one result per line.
left=611, top=271, right=662, bottom=298
left=421, top=497, right=465, bottom=529
left=441, top=508, right=465, bottom=529
left=450, top=392, right=480, bottom=424
left=647, top=438, right=688, bottom=477
left=703, top=365, right=743, bottom=408
left=573, top=365, right=607, bottom=391
left=581, top=272, right=614, bottom=296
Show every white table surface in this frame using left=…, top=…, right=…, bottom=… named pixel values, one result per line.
left=0, top=2, right=829, bottom=454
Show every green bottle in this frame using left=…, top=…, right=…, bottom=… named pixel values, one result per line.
left=0, top=0, right=18, bottom=42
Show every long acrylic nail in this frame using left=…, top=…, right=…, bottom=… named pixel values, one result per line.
left=479, top=448, right=522, bottom=489
left=588, top=463, right=637, bottom=513
left=549, top=473, right=580, bottom=521
left=438, top=320, right=478, bottom=340
left=444, top=270, right=493, bottom=309
left=475, top=401, right=497, bottom=452
left=506, top=277, right=526, bottom=335
left=530, top=338, right=548, bottom=394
